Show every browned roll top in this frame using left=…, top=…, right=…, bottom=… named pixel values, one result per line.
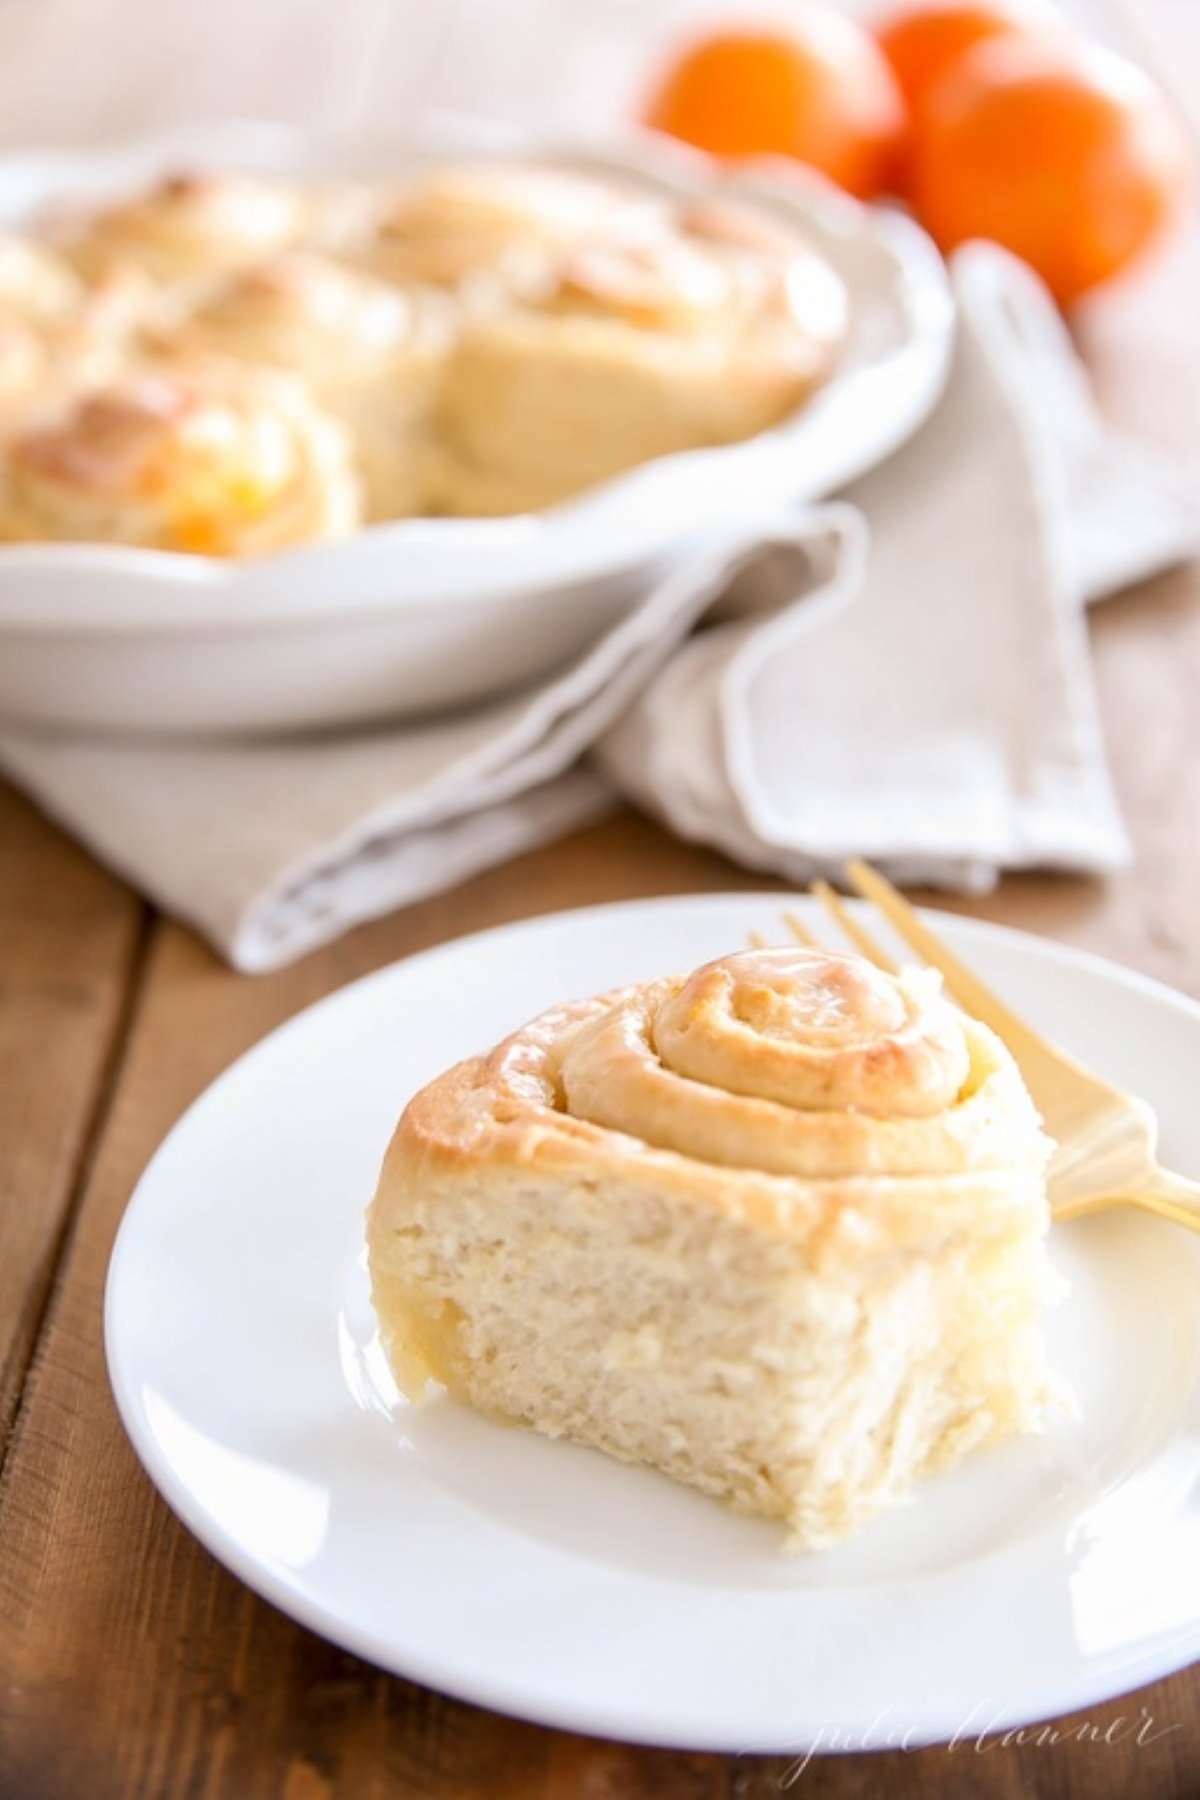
left=395, top=948, right=1049, bottom=1202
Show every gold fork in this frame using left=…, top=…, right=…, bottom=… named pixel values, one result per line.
left=770, top=860, right=1200, bottom=1232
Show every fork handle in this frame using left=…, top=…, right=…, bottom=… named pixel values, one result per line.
left=1054, top=1173, right=1200, bottom=1233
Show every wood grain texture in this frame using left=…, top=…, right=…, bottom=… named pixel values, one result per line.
left=4, top=809, right=1200, bottom=1800
left=0, top=823, right=780, bottom=1800
left=2, top=0, right=1199, bottom=1792
left=0, top=782, right=144, bottom=1461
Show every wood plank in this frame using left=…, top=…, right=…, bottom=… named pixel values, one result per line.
left=4, top=804, right=1200, bottom=1798
left=0, top=820, right=781, bottom=1799
left=3, top=0, right=1200, bottom=1790
left=0, top=780, right=144, bottom=1460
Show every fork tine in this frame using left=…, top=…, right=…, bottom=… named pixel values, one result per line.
left=781, top=908, right=818, bottom=947
left=844, top=859, right=1019, bottom=1023
left=844, top=859, right=1128, bottom=1125
left=810, top=880, right=899, bottom=973
left=841, top=861, right=1081, bottom=1067
left=747, top=928, right=772, bottom=950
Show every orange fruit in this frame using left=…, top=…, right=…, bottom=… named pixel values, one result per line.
left=643, top=12, right=906, bottom=200
left=910, top=39, right=1191, bottom=305
left=876, top=1, right=1070, bottom=119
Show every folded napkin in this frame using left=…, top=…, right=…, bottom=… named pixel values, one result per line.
left=2, top=245, right=1195, bottom=971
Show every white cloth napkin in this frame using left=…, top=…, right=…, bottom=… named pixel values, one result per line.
left=1, top=245, right=1195, bottom=972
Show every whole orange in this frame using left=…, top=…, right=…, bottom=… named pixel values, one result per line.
left=876, top=1, right=1070, bottom=119
left=910, top=39, right=1191, bottom=305
left=643, top=12, right=906, bottom=200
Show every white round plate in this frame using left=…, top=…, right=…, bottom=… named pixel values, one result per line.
left=105, top=895, right=1200, bottom=1753
left=0, top=117, right=953, bottom=737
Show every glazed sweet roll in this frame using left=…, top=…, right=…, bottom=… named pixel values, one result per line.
left=63, top=171, right=312, bottom=283
left=151, top=253, right=450, bottom=519
left=347, top=161, right=653, bottom=293
left=0, top=233, right=150, bottom=419
left=368, top=947, right=1058, bottom=1549
left=0, top=362, right=360, bottom=554
left=433, top=214, right=847, bottom=515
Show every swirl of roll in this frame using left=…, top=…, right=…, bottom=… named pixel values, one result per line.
left=554, top=948, right=1048, bottom=1177
left=369, top=946, right=1058, bottom=1549
left=397, top=948, right=1046, bottom=1189
left=151, top=252, right=451, bottom=518
left=0, top=361, right=361, bottom=555
left=65, top=171, right=312, bottom=283
left=348, top=161, right=653, bottom=292
left=433, top=210, right=848, bottom=516
left=153, top=251, right=424, bottom=369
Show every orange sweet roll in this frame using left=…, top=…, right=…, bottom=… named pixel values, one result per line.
left=368, top=945, right=1059, bottom=1549
left=149, top=252, right=451, bottom=521
left=0, top=360, right=361, bottom=554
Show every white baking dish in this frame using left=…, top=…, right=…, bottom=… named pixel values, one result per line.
left=0, top=117, right=955, bottom=739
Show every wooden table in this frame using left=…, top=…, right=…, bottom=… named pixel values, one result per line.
left=2, top=4, right=1199, bottom=1795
